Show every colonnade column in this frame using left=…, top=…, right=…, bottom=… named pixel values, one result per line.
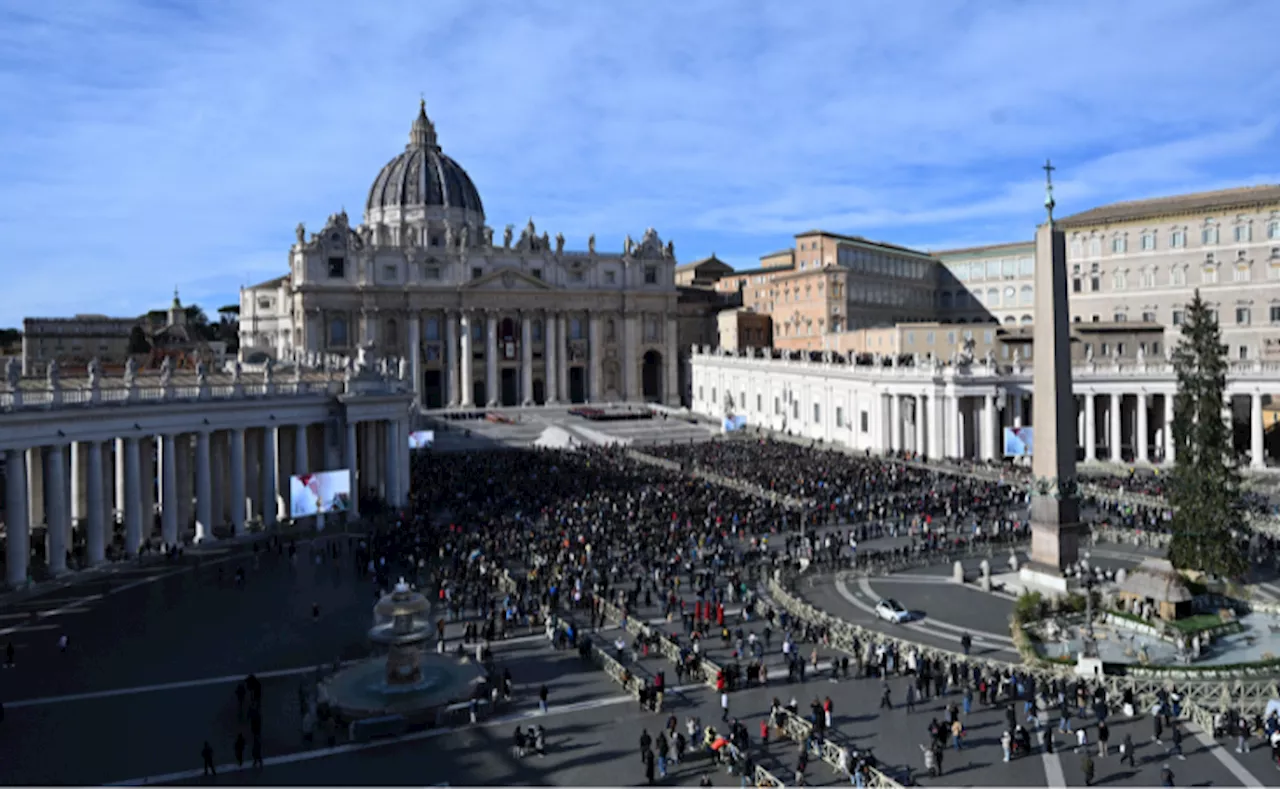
left=980, top=394, right=994, bottom=461
left=459, top=312, right=474, bottom=408
left=85, top=440, right=105, bottom=566
left=1109, top=393, right=1122, bottom=463
left=46, top=444, right=68, bottom=575
left=1084, top=394, right=1097, bottom=461
left=445, top=311, right=460, bottom=407
left=889, top=395, right=903, bottom=452
left=1164, top=394, right=1176, bottom=463
left=229, top=428, right=246, bottom=536
left=1252, top=393, right=1266, bottom=469
left=5, top=448, right=29, bottom=587
left=544, top=311, right=559, bottom=404
left=26, top=448, right=44, bottom=535
left=914, top=395, right=926, bottom=456
left=294, top=424, right=308, bottom=477
left=210, top=432, right=225, bottom=533
left=587, top=313, right=602, bottom=402
left=194, top=430, right=212, bottom=542
left=123, top=438, right=142, bottom=555
left=114, top=438, right=126, bottom=522
left=928, top=393, right=943, bottom=459
left=176, top=435, right=192, bottom=539
left=407, top=314, right=422, bottom=408
left=484, top=311, right=498, bottom=407
left=160, top=434, right=178, bottom=545
left=261, top=427, right=277, bottom=528
left=345, top=421, right=360, bottom=523
left=521, top=312, right=534, bottom=405
left=1136, top=392, right=1150, bottom=463
left=558, top=315, right=570, bottom=402
left=622, top=315, right=639, bottom=401
left=665, top=318, right=679, bottom=406
left=70, top=442, right=84, bottom=528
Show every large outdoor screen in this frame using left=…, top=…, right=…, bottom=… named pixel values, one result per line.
left=408, top=430, right=435, bottom=449
left=722, top=415, right=747, bottom=432
left=1003, top=426, right=1034, bottom=458
left=289, top=470, right=352, bottom=518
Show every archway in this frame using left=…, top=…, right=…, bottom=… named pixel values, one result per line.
left=642, top=350, right=663, bottom=403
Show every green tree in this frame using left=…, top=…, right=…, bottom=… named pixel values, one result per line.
left=1167, top=289, right=1248, bottom=579
left=126, top=325, right=151, bottom=354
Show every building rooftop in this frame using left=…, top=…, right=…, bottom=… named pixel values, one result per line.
left=674, top=255, right=732, bottom=273
left=1058, top=184, right=1280, bottom=228
left=932, top=240, right=1036, bottom=258
left=245, top=274, right=290, bottom=291
left=795, top=229, right=934, bottom=259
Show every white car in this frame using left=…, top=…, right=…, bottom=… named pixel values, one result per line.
left=874, top=598, right=910, bottom=624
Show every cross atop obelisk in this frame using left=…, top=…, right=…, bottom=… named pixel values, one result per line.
left=1024, top=158, right=1082, bottom=586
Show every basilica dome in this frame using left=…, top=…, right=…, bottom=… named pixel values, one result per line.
left=365, top=101, right=485, bottom=219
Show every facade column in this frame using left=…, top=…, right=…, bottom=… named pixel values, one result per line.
left=210, top=432, right=225, bottom=533
left=484, top=311, right=499, bottom=407
left=587, top=312, right=602, bottom=402
left=914, top=395, right=926, bottom=456
left=665, top=315, right=679, bottom=406
left=928, top=393, right=943, bottom=459
left=114, top=438, right=126, bottom=522
left=953, top=397, right=965, bottom=459
left=545, top=311, right=559, bottom=404
left=1252, top=393, right=1266, bottom=469
left=558, top=314, right=570, bottom=402
left=1084, top=393, right=1097, bottom=461
left=160, top=434, right=178, bottom=545
left=1164, top=394, right=1176, bottom=463
left=5, top=448, right=29, bottom=587
left=194, top=430, right=212, bottom=542
left=45, top=444, right=69, bottom=575
left=70, top=441, right=84, bottom=528
left=261, top=427, right=277, bottom=529
left=982, top=393, right=996, bottom=461
left=407, top=313, right=422, bottom=408
left=889, top=394, right=903, bottom=451
left=229, top=428, right=246, bottom=536
left=459, top=311, right=474, bottom=408
left=1109, top=393, right=1122, bottom=463
left=1137, top=392, right=1150, bottom=463
left=445, top=311, right=460, bottom=407
left=100, top=442, right=113, bottom=545
left=384, top=421, right=400, bottom=508
left=345, top=420, right=360, bottom=523
left=521, top=312, right=534, bottom=405
left=26, top=447, right=44, bottom=533
left=140, top=438, right=156, bottom=539
left=622, top=314, right=639, bottom=401
left=124, top=438, right=142, bottom=555
left=85, top=440, right=105, bottom=566
left=176, top=434, right=192, bottom=540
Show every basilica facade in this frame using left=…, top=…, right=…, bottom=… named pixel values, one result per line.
left=240, top=101, right=681, bottom=408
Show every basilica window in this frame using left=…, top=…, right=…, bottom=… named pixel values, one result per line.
left=425, top=318, right=440, bottom=341
left=605, top=270, right=616, bottom=285
left=328, top=317, right=348, bottom=347
left=644, top=265, right=658, bottom=285
left=384, top=319, right=399, bottom=349
left=569, top=271, right=585, bottom=284
left=533, top=320, right=543, bottom=342
left=327, top=257, right=345, bottom=278
left=569, top=318, right=584, bottom=340
left=644, top=317, right=659, bottom=342
left=424, top=266, right=441, bottom=281
left=382, top=264, right=397, bottom=281
left=531, top=268, right=543, bottom=280
left=471, top=267, right=483, bottom=280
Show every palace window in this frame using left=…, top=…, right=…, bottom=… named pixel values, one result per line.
left=1171, top=266, right=1186, bottom=286
left=424, top=266, right=441, bottom=281
left=1172, top=309, right=1185, bottom=326
left=1170, top=229, right=1186, bottom=248
left=1237, top=307, right=1252, bottom=326
left=1269, top=221, right=1280, bottom=240
left=1235, top=265, right=1251, bottom=283
left=1141, top=232, right=1155, bottom=251
left=1203, top=266, right=1218, bottom=285
left=1112, top=270, right=1126, bottom=290
left=1142, top=311, right=1157, bottom=322
left=1113, top=312, right=1127, bottom=322
left=1141, top=268, right=1155, bottom=288
left=1071, top=239, right=1083, bottom=258
left=531, top=268, right=542, bottom=280
left=813, top=403, right=821, bottom=423
left=605, top=270, right=616, bottom=285
left=327, top=257, right=345, bottom=278
left=1090, top=262, right=1100, bottom=291
left=1270, top=305, right=1280, bottom=323
left=1089, top=238, right=1102, bottom=256
left=1235, top=224, right=1252, bottom=243
left=1202, top=223, right=1219, bottom=245
left=328, top=317, right=348, bottom=347
left=1112, top=236, right=1127, bottom=254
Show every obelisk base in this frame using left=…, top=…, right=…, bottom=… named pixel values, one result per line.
left=1022, top=493, right=1083, bottom=596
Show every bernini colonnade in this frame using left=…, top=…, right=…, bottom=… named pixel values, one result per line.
left=0, top=362, right=413, bottom=587
left=691, top=347, right=1277, bottom=469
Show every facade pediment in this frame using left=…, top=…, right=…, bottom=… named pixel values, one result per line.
left=464, top=268, right=550, bottom=291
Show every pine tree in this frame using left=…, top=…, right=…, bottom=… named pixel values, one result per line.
left=1167, top=290, right=1248, bottom=579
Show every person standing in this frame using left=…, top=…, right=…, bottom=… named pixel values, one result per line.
left=539, top=684, right=549, bottom=714
left=1097, top=720, right=1110, bottom=757
left=721, top=690, right=730, bottom=722
left=234, top=732, right=246, bottom=768
left=201, top=741, right=216, bottom=776
left=1081, top=752, right=1095, bottom=787
left=1121, top=732, right=1135, bottom=767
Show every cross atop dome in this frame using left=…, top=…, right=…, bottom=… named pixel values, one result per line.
left=408, top=96, right=438, bottom=150
left=1043, top=158, right=1056, bottom=221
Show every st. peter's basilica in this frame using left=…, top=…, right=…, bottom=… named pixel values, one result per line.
left=239, top=101, right=682, bottom=408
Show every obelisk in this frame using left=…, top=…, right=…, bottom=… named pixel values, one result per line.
left=1022, top=160, right=1081, bottom=593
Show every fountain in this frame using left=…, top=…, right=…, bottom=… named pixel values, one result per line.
left=320, top=579, right=484, bottom=722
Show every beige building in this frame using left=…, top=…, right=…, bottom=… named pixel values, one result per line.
left=241, top=101, right=682, bottom=408
left=674, top=255, right=733, bottom=288
left=934, top=241, right=1036, bottom=326
left=1057, top=185, right=1280, bottom=362
left=716, top=308, right=772, bottom=352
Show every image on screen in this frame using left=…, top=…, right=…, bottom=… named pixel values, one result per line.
left=289, top=469, right=352, bottom=517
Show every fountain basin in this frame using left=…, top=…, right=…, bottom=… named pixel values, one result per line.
left=321, top=654, right=485, bottom=721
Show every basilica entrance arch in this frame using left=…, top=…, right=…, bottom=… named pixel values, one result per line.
left=642, top=350, right=663, bottom=403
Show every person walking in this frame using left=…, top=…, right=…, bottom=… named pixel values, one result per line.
left=539, top=684, right=549, bottom=714
left=1081, top=752, right=1095, bottom=786
left=1121, top=732, right=1135, bottom=767
left=1001, top=729, right=1012, bottom=763
left=1097, top=720, right=1110, bottom=757
left=721, top=690, right=730, bottom=722
left=201, top=741, right=216, bottom=776
left=251, top=737, right=264, bottom=769
left=234, top=732, right=246, bottom=768
left=1168, top=721, right=1185, bottom=760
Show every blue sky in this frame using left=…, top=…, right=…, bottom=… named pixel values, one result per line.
left=2, top=0, right=1279, bottom=327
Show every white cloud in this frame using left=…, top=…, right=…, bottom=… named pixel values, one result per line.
left=1, top=0, right=1279, bottom=325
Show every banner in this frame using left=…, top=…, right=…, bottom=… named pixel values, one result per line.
left=722, top=414, right=747, bottom=433
left=290, top=469, right=352, bottom=518
left=1003, top=426, right=1034, bottom=458
left=408, top=430, right=435, bottom=449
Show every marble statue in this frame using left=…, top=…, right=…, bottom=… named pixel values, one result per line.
left=482, top=225, right=493, bottom=246
left=444, top=222, right=454, bottom=250
left=296, top=223, right=306, bottom=244
left=5, top=357, right=19, bottom=389
left=1085, top=344, right=1094, bottom=363
left=588, top=234, right=596, bottom=254
left=984, top=349, right=995, bottom=367
left=555, top=232, right=564, bottom=255
left=664, top=240, right=674, bottom=259
left=232, top=361, right=242, bottom=383
left=1136, top=345, right=1145, bottom=364
left=503, top=225, right=514, bottom=249
left=263, top=358, right=275, bottom=384
left=124, top=357, right=139, bottom=384
left=624, top=235, right=634, bottom=256
left=196, top=360, right=208, bottom=385
left=459, top=224, right=469, bottom=249
left=88, top=357, right=101, bottom=386
left=1011, top=348, right=1021, bottom=365
left=158, top=356, right=172, bottom=386
left=540, top=231, right=550, bottom=251
left=46, top=359, right=60, bottom=388
left=1165, top=344, right=1173, bottom=362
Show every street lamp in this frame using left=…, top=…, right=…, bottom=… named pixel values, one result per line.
left=1080, top=559, right=1098, bottom=657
